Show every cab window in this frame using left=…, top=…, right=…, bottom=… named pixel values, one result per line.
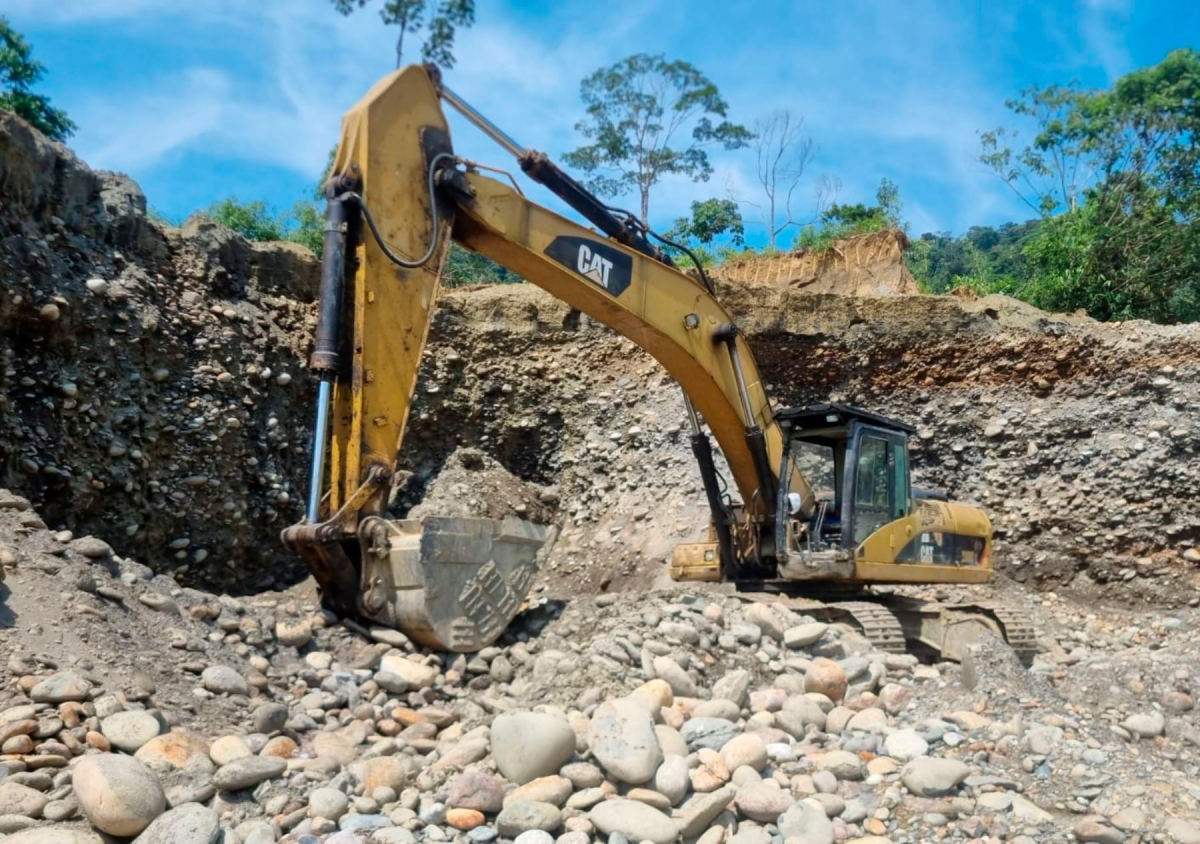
left=854, top=436, right=890, bottom=508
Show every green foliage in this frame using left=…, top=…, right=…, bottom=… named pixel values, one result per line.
left=331, top=0, right=475, bottom=68
left=795, top=178, right=901, bottom=251
left=975, top=48, right=1200, bottom=323
left=442, top=243, right=521, bottom=287
left=661, top=198, right=746, bottom=268
left=563, top=54, right=752, bottom=221
left=0, top=16, right=74, bottom=141
left=906, top=221, right=1039, bottom=294
left=199, top=197, right=326, bottom=254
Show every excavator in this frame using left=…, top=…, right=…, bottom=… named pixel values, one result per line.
left=282, top=64, right=1037, bottom=663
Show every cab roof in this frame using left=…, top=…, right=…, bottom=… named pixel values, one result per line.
left=775, top=402, right=916, bottom=435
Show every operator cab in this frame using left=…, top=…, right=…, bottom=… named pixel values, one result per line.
left=775, top=403, right=921, bottom=575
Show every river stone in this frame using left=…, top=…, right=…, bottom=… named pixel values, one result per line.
left=506, top=775, right=573, bottom=807
left=655, top=755, right=689, bottom=806
left=0, top=782, right=48, bottom=817
left=711, top=670, right=752, bottom=707
left=680, top=717, right=740, bottom=751
left=212, top=756, right=286, bottom=791
left=101, top=711, right=162, bottom=753
left=1165, top=818, right=1200, bottom=844
left=29, top=673, right=91, bottom=704
left=588, top=698, right=663, bottom=784
left=200, top=666, right=248, bottom=697
left=902, top=757, right=970, bottom=796
left=495, top=801, right=562, bottom=836
left=804, top=659, right=848, bottom=702
left=308, top=787, right=351, bottom=820
left=132, top=803, right=219, bottom=844
left=817, top=750, right=864, bottom=780
left=74, top=754, right=166, bottom=837
left=490, top=712, right=575, bottom=785
left=735, top=780, right=795, bottom=821
left=884, top=729, right=929, bottom=762
left=784, top=622, right=828, bottom=649
left=1122, top=711, right=1165, bottom=738
left=588, top=798, right=678, bottom=844
left=446, top=770, right=506, bottom=812
left=252, top=703, right=289, bottom=734
left=651, top=657, right=698, bottom=698
left=379, top=654, right=439, bottom=689
left=677, top=787, right=736, bottom=839
left=778, top=800, right=834, bottom=844
left=720, top=733, right=768, bottom=772
left=350, top=757, right=407, bottom=794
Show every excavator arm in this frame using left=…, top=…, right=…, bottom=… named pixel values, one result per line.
left=283, top=65, right=810, bottom=650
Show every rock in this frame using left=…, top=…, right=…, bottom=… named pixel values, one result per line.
left=211, top=756, right=286, bottom=791
left=736, top=780, right=795, bottom=821
left=1074, top=817, right=1126, bottom=844
left=817, top=750, right=864, bottom=781
left=74, top=754, right=166, bottom=837
left=720, top=732, right=768, bottom=772
left=495, top=801, right=562, bottom=836
left=309, top=787, right=351, bottom=820
left=784, top=622, right=828, bottom=649
left=350, top=757, right=407, bottom=794
left=0, top=783, right=48, bottom=817
left=275, top=618, right=313, bottom=648
left=804, top=659, right=848, bottom=702
left=883, top=729, right=928, bottom=762
left=29, top=672, right=90, bottom=703
left=588, top=698, right=663, bottom=784
left=778, top=800, right=835, bottom=844
left=252, top=703, right=289, bottom=734
left=200, top=666, right=248, bottom=696
left=379, top=654, right=439, bottom=689
left=71, top=537, right=113, bottom=559
left=651, top=657, right=697, bottom=698
left=681, top=717, right=740, bottom=751
left=507, top=775, right=572, bottom=807
left=901, top=757, right=970, bottom=797
left=101, top=711, right=162, bottom=753
left=655, top=755, right=689, bottom=806
left=132, top=803, right=219, bottom=844
left=1010, top=794, right=1052, bottom=823
left=588, top=799, right=678, bottom=844
left=1121, top=711, right=1165, bottom=738
left=447, top=808, right=486, bottom=831
left=209, top=735, right=252, bottom=765
left=678, top=787, right=736, bottom=838
left=1166, top=819, right=1200, bottom=844
left=446, top=770, right=506, bottom=813
left=491, top=712, right=576, bottom=785
left=712, top=670, right=752, bottom=707
left=745, top=603, right=784, bottom=640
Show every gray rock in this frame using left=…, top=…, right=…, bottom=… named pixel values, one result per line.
left=490, top=712, right=576, bottom=785
left=1, top=828, right=104, bottom=843
left=588, top=799, right=678, bottom=844
left=1166, top=818, right=1200, bottom=844
left=1121, top=711, right=1165, bottom=738
left=0, top=783, right=48, bottom=817
left=680, top=717, right=740, bottom=751
left=735, top=780, right=794, bottom=821
left=252, top=703, right=289, bottom=734
left=339, top=814, right=393, bottom=833
left=212, top=756, right=286, bottom=791
left=651, top=656, right=698, bottom=698
left=901, top=757, right=970, bottom=796
left=513, top=832, right=554, bottom=844
left=29, top=672, right=91, bottom=703
left=495, top=801, right=562, bottom=836
left=784, top=622, right=828, bottom=649
left=883, top=729, right=929, bottom=762
left=200, top=666, right=248, bottom=697
left=101, top=711, right=162, bottom=753
left=711, top=670, right=752, bottom=707
left=308, top=787, right=350, bottom=820
left=132, top=803, right=219, bottom=844
left=588, top=698, right=663, bottom=784
left=654, top=755, right=689, bottom=806
left=677, top=787, right=735, bottom=838
left=778, top=800, right=834, bottom=844
left=446, top=770, right=506, bottom=812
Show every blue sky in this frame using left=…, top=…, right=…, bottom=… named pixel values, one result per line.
left=9, top=0, right=1195, bottom=246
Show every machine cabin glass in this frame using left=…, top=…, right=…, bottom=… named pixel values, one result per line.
left=845, top=423, right=911, bottom=547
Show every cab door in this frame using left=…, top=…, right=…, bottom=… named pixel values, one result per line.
left=844, top=423, right=910, bottom=548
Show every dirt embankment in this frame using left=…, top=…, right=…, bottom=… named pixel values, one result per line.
left=3, top=114, right=1200, bottom=604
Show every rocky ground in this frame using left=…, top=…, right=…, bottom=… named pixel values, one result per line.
left=4, top=111, right=1200, bottom=844
left=2, top=490, right=1200, bottom=843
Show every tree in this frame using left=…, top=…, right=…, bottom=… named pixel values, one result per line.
left=0, top=16, right=74, bottom=141
left=661, top=198, right=744, bottom=268
left=330, top=0, right=475, bottom=69
left=977, top=48, right=1200, bottom=322
left=199, top=198, right=325, bottom=254
left=563, top=54, right=752, bottom=222
left=739, top=110, right=816, bottom=250
left=795, top=178, right=903, bottom=251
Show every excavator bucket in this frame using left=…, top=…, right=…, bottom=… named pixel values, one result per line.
left=357, top=516, right=552, bottom=652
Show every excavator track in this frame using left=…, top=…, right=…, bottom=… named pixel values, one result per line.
left=824, top=601, right=908, bottom=653
left=962, top=601, right=1040, bottom=664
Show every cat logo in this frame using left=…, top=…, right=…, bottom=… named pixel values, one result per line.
left=543, top=236, right=634, bottom=297
left=576, top=243, right=614, bottom=287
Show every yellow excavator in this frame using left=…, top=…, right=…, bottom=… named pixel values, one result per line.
left=282, top=64, right=1036, bottom=663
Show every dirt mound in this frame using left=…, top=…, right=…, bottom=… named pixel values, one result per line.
left=714, top=228, right=919, bottom=295
left=403, top=447, right=557, bottom=524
